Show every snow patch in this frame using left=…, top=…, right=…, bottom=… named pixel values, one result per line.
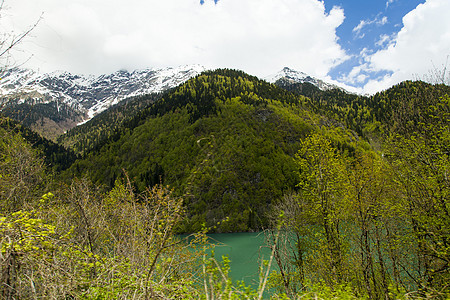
left=265, top=67, right=344, bottom=91
left=1, top=65, right=207, bottom=125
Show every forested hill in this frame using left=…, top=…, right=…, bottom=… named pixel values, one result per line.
left=57, top=92, right=163, bottom=155
left=276, top=79, right=450, bottom=140
left=0, top=116, right=78, bottom=172
left=2, top=68, right=449, bottom=298
left=63, top=69, right=367, bottom=232
left=58, top=69, right=306, bottom=156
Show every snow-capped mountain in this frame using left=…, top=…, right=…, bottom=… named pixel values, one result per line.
left=0, top=65, right=206, bottom=121
left=265, top=67, right=342, bottom=91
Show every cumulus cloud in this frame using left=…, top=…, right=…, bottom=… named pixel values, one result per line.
left=1, top=0, right=348, bottom=78
left=363, top=0, right=450, bottom=93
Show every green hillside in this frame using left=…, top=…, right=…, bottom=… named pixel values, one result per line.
left=2, top=69, right=448, bottom=298
left=1, top=101, right=85, bottom=141
left=64, top=69, right=367, bottom=232
left=0, top=116, right=78, bottom=172
left=277, top=79, right=450, bottom=141
left=57, top=92, right=162, bottom=155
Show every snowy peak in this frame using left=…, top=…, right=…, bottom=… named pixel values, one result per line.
left=0, top=65, right=206, bottom=120
left=0, top=65, right=206, bottom=139
left=266, top=67, right=308, bottom=82
left=266, top=67, right=342, bottom=91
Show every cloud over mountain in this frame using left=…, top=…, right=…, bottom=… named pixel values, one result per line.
left=3, top=0, right=348, bottom=79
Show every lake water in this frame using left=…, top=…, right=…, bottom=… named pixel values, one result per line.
left=204, top=232, right=274, bottom=287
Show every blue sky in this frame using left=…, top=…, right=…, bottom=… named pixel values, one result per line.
left=323, top=0, right=426, bottom=87
left=2, top=0, right=449, bottom=94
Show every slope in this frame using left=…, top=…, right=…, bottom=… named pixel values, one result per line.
left=0, top=116, right=78, bottom=172
left=276, top=79, right=450, bottom=142
left=0, top=66, right=205, bottom=139
left=65, top=69, right=367, bottom=232
left=57, top=92, right=163, bottom=155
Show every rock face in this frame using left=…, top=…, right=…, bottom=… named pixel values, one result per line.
left=0, top=65, right=205, bottom=138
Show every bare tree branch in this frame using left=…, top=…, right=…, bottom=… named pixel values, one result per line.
left=0, top=3, right=42, bottom=69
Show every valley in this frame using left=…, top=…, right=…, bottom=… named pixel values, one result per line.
left=1, top=67, right=449, bottom=299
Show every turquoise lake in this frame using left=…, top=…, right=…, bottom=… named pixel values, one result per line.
left=203, top=232, right=275, bottom=286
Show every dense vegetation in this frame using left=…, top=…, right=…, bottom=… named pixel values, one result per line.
left=277, top=78, right=450, bottom=141
left=1, top=69, right=449, bottom=298
left=1, top=100, right=84, bottom=140
left=0, top=125, right=211, bottom=298
left=266, top=79, right=450, bottom=299
left=57, top=92, right=163, bottom=155
left=0, top=116, right=78, bottom=172
left=64, top=70, right=366, bottom=232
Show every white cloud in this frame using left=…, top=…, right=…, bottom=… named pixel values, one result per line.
left=0, top=0, right=348, bottom=78
left=377, top=16, right=388, bottom=26
left=386, top=0, right=396, bottom=9
left=352, top=20, right=369, bottom=38
left=353, top=15, right=388, bottom=39
left=363, top=0, right=450, bottom=93
left=375, top=33, right=395, bottom=48
left=337, top=62, right=371, bottom=86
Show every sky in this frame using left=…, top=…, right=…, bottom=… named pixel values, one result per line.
left=1, top=0, right=449, bottom=94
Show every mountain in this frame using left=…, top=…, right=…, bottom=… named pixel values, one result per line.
left=2, top=66, right=448, bottom=298
left=57, top=92, right=163, bottom=155
left=0, top=65, right=206, bottom=139
left=58, top=67, right=342, bottom=156
left=266, top=67, right=344, bottom=91
left=63, top=69, right=365, bottom=232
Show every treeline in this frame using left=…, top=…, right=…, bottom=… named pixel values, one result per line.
left=1, top=100, right=82, bottom=127
left=118, top=68, right=308, bottom=132
left=277, top=79, right=450, bottom=140
left=1, top=100, right=84, bottom=140
left=0, top=116, right=78, bottom=172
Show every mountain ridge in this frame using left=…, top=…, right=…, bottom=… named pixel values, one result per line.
left=1, top=65, right=206, bottom=118
left=265, top=67, right=345, bottom=91
left=1, top=65, right=343, bottom=140
left=0, top=65, right=206, bottom=138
